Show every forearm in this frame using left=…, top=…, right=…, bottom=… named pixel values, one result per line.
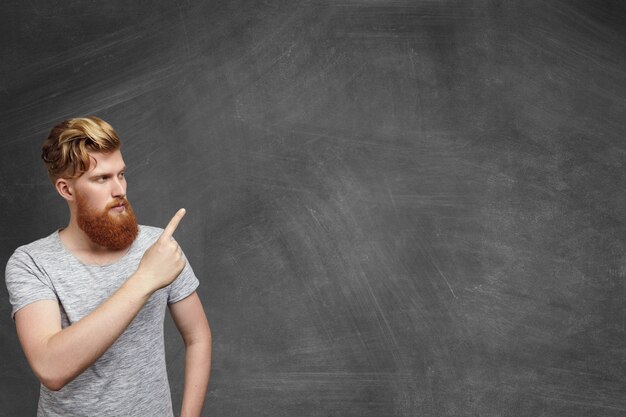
left=16, top=210, right=188, bottom=392
left=180, top=331, right=212, bottom=417
left=34, top=275, right=153, bottom=390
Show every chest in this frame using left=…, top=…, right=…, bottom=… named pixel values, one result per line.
left=42, top=252, right=168, bottom=325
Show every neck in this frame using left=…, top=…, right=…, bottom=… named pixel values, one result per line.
left=59, top=219, right=130, bottom=266
left=59, top=221, right=112, bottom=253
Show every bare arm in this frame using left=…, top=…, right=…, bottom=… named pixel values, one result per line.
left=15, top=209, right=187, bottom=391
left=16, top=279, right=153, bottom=391
left=170, top=291, right=212, bottom=417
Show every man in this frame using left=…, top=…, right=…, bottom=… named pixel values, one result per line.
left=5, top=117, right=211, bottom=416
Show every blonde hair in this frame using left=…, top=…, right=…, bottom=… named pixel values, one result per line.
left=41, top=116, right=121, bottom=182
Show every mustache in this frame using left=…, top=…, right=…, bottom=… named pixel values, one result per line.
left=105, top=198, right=129, bottom=210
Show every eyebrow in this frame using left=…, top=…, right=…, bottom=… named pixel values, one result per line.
left=88, top=166, right=127, bottom=179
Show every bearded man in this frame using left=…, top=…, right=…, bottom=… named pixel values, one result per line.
left=5, top=117, right=211, bottom=416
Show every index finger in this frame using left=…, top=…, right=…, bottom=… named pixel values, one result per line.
left=160, top=208, right=186, bottom=241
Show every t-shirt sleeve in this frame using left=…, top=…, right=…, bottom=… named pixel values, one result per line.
left=167, top=251, right=200, bottom=304
left=5, top=249, right=58, bottom=319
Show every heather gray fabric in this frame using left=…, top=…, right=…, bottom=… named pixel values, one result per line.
left=5, top=225, right=199, bottom=417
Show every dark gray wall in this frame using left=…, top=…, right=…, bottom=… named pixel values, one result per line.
left=1, top=1, right=624, bottom=416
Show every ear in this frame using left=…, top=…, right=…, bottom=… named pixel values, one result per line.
left=55, top=178, right=75, bottom=202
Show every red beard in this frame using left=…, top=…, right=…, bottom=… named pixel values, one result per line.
left=76, top=193, right=138, bottom=250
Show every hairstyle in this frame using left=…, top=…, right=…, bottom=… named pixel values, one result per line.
left=41, top=116, right=121, bottom=182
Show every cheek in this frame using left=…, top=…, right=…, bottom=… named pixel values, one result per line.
left=88, top=190, right=110, bottom=209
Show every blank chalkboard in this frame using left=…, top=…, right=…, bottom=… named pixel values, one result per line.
left=1, top=0, right=624, bottom=416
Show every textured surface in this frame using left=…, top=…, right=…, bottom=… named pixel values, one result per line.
left=1, top=1, right=625, bottom=416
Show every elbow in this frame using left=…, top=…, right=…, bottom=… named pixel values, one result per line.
left=187, top=330, right=212, bottom=351
left=33, top=364, right=71, bottom=392
left=206, top=324, right=212, bottom=345
left=204, top=323, right=213, bottom=350
left=39, top=374, right=68, bottom=392
left=42, top=380, right=66, bottom=392
left=184, top=321, right=212, bottom=349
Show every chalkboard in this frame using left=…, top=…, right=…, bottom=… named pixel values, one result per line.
left=1, top=0, right=624, bottom=416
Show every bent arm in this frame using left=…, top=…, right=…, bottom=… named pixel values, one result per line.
left=15, top=276, right=153, bottom=391
left=169, top=292, right=212, bottom=417
left=14, top=209, right=189, bottom=391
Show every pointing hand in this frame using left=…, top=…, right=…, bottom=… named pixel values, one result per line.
left=135, top=209, right=187, bottom=292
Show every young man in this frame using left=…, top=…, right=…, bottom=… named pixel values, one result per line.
left=5, top=117, right=211, bottom=416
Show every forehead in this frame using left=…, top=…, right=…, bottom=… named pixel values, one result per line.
left=87, top=149, right=125, bottom=174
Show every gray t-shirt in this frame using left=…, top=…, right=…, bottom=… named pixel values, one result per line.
left=5, top=225, right=199, bottom=416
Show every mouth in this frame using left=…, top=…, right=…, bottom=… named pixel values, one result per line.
left=110, top=202, right=127, bottom=213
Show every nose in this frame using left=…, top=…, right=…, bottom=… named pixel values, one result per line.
left=111, top=177, right=126, bottom=198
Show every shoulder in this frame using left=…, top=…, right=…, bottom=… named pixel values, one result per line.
left=133, top=225, right=164, bottom=247
left=139, top=224, right=164, bottom=235
left=138, top=225, right=164, bottom=239
left=6, top=232, right=61, bottom=290
left=8, top=232, right=60, bottom=266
